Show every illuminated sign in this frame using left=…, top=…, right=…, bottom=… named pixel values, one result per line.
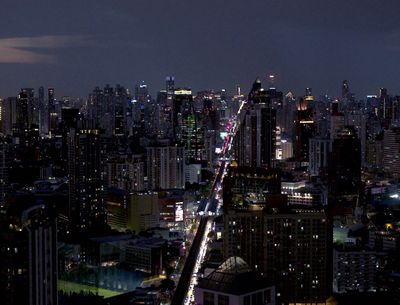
left=175, top=201, right=184, bottom=222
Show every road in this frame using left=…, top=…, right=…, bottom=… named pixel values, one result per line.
left=171, top=109, right=241, bottom=305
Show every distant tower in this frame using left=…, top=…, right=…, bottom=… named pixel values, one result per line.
left=15, top=88, right=35, bottom=137
left=48, top=88, right=58, bottom=134
left=268, top=74, right=275, bottom=88
left=38, top=86, right=46, bottom=134
left=166, top=76, right=175, bottom=94
left=342, top=80, right=350, bottom=100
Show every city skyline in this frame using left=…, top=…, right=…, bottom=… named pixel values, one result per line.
left=1, top=0, right=400, bottom=97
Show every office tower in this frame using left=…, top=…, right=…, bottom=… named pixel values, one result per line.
left=194, top=257, right=276, bottom=305
left=0, top=197, right=58, bottom=305
left=172, top=88, right=193, bottom=141
left=48, top=88, right=58, bottom=134
left=68, top=124, right=106, bottom=235
left=330, top=99, right=345, bottom=141
left=114, top=84, right=130, bottom=136
left=309, top=137, right=330, bottom=177
left=294, top=97, right=316, bottom=164
left=166, top=76, right=175, bottom=103
left=2, top=97, right=16, bottom=136
left=383, top=127, right=400, bottom=178
left=181, top=99, right=203, bottom=162
left=342, top=80, right=354, bottom=101
left=234, top=79, right=276, bottom=168
left=379, top=88, right=390, bottom=125
left=344, top=110, right=367, bottom=165
left=328, top=126, right=361, bottom=203
left=15, top=88, right=34, bottom=136
left=38, top=86, right=47, bottom=134
left=146, top=140, right=185, bottom=190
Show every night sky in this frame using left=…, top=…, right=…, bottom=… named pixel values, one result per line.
left=1, top=0, right=400, bottom=98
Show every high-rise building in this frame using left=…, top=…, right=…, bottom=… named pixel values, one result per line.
left=234, top=79, right=276, bottom=168
left=294, top=97, right=316, bottom=164
left=0, top=197, right=58, bottom=305
left=14, top=88, right=35, bottom=136
left=173, top=88, right=193, bottom=142
left=222, top=162, right=331, bottom=304
left=106, top=153, right=145, bottom=191
left=68, top=125, right=106, bottom=235
left=38, top=86, right=47, bottom=134
left=309, top=137, right=330, bottom=177
left=223, top=183, right=330, bottom=303
left=48, top=88, right=58, bottom=134
left=328, top=126, right=361, bottom=203
left=383, top=127, right=400, bottom=178
left=146, top=140, right=185, bottom=190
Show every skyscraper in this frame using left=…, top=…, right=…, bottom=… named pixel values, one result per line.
left=48, top=88, right=58, bottom=134
left=294, top=97, right=316, bottom=164
left=68, top=124, right=106, bottom=236
left=173, top=88, right=193, bottom=142
left=15, top=88, right=35, bottom=137
left=328, top=125, right=361, bottom=204
left=234, top=79, right=276, bottom=168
